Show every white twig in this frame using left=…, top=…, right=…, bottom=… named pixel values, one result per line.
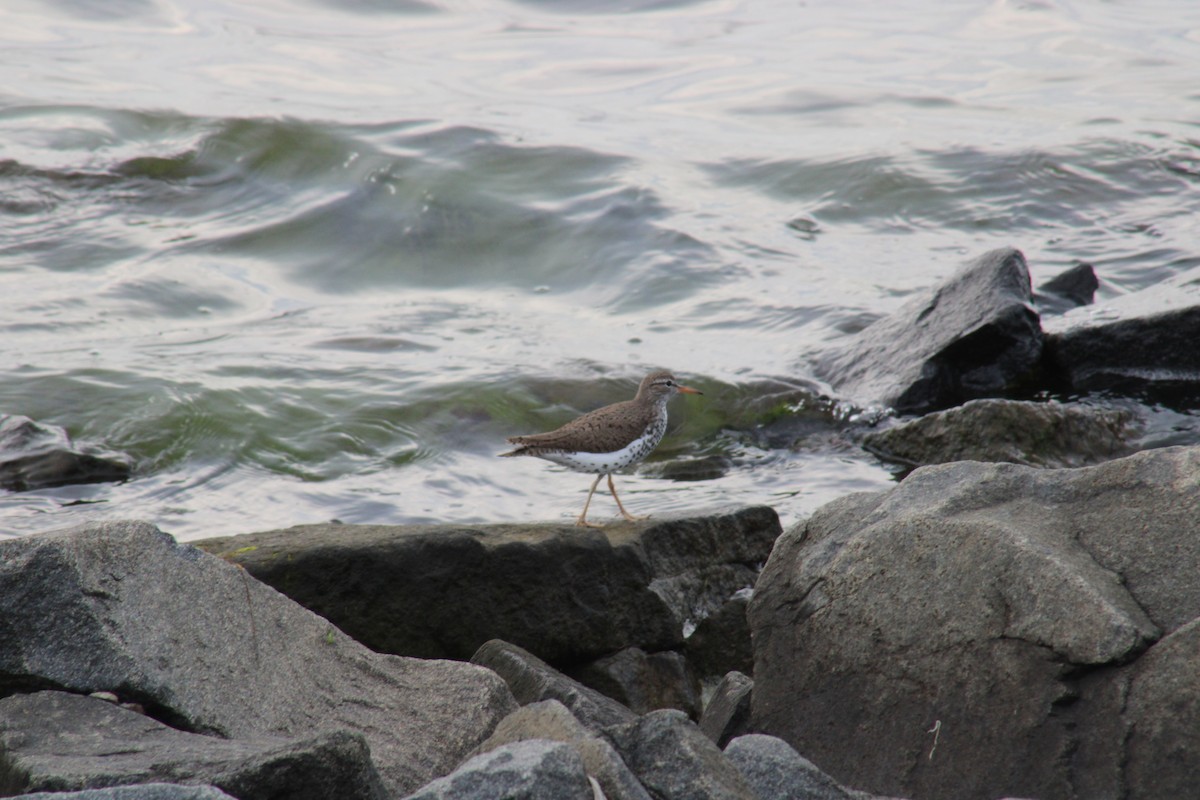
left=927, top=719, right=942, bottom=760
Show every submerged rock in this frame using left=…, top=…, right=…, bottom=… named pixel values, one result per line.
left=1033, top=261, right=1098, bottom=315
left=813, top=247, right=1043, bottom=414
left=0, top=691, right=385, bottom=800
left=196, top=507, right=781, bottom=664
left=862, top=398, right=1135, bottom=469
left=0, top=521, right=515, bottom=797
left=749, top=445, right=1200, bottom=800
left=0, top=414, right=131, bottom=491
left=1043, top=265, right=1200, bottom=404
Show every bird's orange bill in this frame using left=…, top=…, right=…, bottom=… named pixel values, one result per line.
left=677, top=384, right=703, bottom=395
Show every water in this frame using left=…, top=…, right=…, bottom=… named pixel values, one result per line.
left=2, top=0, right=1198, bottom=540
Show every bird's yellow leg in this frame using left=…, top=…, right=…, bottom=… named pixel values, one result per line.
left=608, top=474, right=647, bottom=522
left=575, top=474, right=606, bottom=528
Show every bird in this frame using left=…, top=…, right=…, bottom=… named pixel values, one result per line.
left=500, top=370, right=703, bottom=527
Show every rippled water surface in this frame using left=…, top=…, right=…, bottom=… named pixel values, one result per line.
left=2, top=0, right=1199, bottom=539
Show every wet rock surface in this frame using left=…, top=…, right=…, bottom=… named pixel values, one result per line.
left=862, top=398, right=1135, bottom=470
left=813, top=247, right=1044, bottom=414
left=1043, top=265, right=1200, bottom=401
left=0, top=414, right=131, bottom=492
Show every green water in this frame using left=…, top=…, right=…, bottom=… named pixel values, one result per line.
left=2, top=0, right=1198, bottom=538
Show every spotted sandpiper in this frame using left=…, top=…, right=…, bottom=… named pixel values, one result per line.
left=500, top=370, right=703, bottom=527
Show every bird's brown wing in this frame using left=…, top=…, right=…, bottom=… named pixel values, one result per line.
left=505, top=399, right=650, bottom=453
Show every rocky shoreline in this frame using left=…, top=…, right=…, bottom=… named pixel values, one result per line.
left=3, top=247, right=1200, bottom=799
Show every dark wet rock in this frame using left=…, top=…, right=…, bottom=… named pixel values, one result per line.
left=476, top=700, right=651, bottom=800
left=1043, top=266, right=1200, bottom=403
left=698, top=672, right=754, bottom=749
left=1034, top=261, right=1098, bottom=315
left=603, top=709, right=756, bottom=800
left=0, top=521, right=516, bottom=798
left=400, top=740, right=593, bottom=800
left=0, top=414, right=131, bottom=491
left=813, top=247, right=1043, bottom=414
left=0, top=691, right=385, bottom=800
left=724, top=734, right=867, bottom=800
left=684, top=592, right=754, bottom=680
left=196, top=507, right=781, bottom=664
left=568, top=646, right=701, bottom=718
left=749, top=446, right=1200, bottom=800
left=11, top=786, right=237, bottom=800
left=862, top=398, right=1135, bottom=469
left=472, top=640, right=637, bottom=732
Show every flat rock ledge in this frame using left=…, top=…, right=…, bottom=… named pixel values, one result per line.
left=195, top=507, right=781, bottom=673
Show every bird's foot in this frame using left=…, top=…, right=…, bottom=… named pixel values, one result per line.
left=575, top=516, right=605, bottom=528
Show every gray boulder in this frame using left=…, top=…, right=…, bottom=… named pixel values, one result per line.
left=476, top=700, right=651, bottom=800
left=603, top=710, right=756, bottom=800
left=11, top=786, right=236, bottom=800
left=723, top=735, right=861, bottom=800
left=1043, top=265, right=1200, bottom=401
left=400, top=740, right=593, bottom=800
left=813, top=247, right=1043, bottom=414
left=471, top=640, right=636, bottom=732
left=0, top=414, right=130, bottom=491
left=862, top=398, right=1135, bottom=469
left=195, top=507, right=780, bottom=663
left=749, top=445, right=1200, bottom=800
left=0, top=521, right=516, bottom=797
left=0, top=691, right=384, bottom=799
left=568, top=647, right=701, bottom=718
left=698, top=672, right=753, bottom=749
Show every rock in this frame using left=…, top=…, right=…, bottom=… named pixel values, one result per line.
left=1043, top=265, right=1200, bottom=403
left=699, top=672, right=754, bottom=749
left=749, top=446, right=1200, bottom=800
left=604, top=710, right=756, bottom=800
left=0, top=414, right=131, bottom=491
left=0, top=691, right=385, bottom=800
left=400, top=740, right=594, bottom=800
left=11, top=786, right=237, bottom=800
left=684, top=592, right=754, bottom=680
left=568, top=647, right=701, bottom=718
left=0, top=521, right=516, bottom=797
left=723, top=734, right=860, bottom=800
left=1033, top=262, right=1098, bottom=315
left=195, top=507, right=781, bottom=663
left=1125, top=618, right=1200, bottom=800
left=471, top=640, right=636, bottom=732
left=476, top=700, right=651, bottom=800
left=861, top=398, right=1135, bottom=469
left=813, top=247, right=1043, bottom=414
